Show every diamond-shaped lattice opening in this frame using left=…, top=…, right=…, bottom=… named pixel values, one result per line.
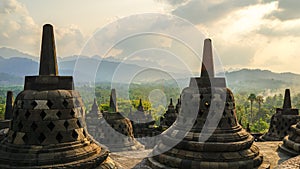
left=18, top=121, right=23, bottom=130
left=223, top=111, right=227, bottom=117
left=25, top=110, right=31, bottom=119
left=12, top=132, right=17, bottom=141
left=56, top=111, right=62, bottom=118
left=226, top=102, right=230, bottom=107
left=31, top=122, right=38, bottom=131
left=22, top=134, right=28, bottom=143
left=38, top=133, right=46, bottom=143
left=47, top=100, right=53, bottom=109
left=56, top=132, right=63, bottom=142
left=21, top=101, right=24, bottom=109
left=47, top=122, right=55, bottom=131
left=76, top=120, right=82, bottom=128
left=75, top=99, right=80, bottom=107
left=70, top=109, right=75, bottom=117
left=14, top=110, right=19, bottom=118
left=228, top=118, right=232, bottom=125
left=31, top=101, right=38, bottom=109
left=200, top=94, right=204, bottom=99
left=40, top=110, right=46, bottom=120
left=83, top=129, right=87, bottom=137
left=62, top=99, right=68, bottom=108
left=64, top=120, right=69, bottom=129
left=72, top=130, right=78, bottom=139
left=231, top=110, right=234, bottom=116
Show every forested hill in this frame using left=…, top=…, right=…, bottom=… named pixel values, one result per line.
left=225, top=69, right=300, bottom=94
left=0, top=46, right=300, bottom=93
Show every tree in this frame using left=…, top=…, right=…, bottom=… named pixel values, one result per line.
left=256, top=95, right=264, bottom=113
left=248, top=93, right=256, bottom=124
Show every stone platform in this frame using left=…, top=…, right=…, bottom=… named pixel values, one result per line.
left=110, top=141, right=292, bottom=169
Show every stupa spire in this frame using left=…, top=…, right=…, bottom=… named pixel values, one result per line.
left=283, top=89, right=292, bottom=109
left=200, top=38, right=214, bottom=78
left=92, top=98, right=99, bottom=112
left=109, top=89, right=118, bottom=112
left=4, top=91, right=13, bottom=120
left=39, top=24, right=58, bottom=76
left=169, top=98, right=173, bottom=106
left=137, top=98, right=144, bottom=112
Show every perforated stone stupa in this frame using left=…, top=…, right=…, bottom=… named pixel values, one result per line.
left=0, top=24, right=117, bottom=169
left=86, top=98, right=103, bottom=140
left=160, top=98, right=178, bottom=128
left=96, top=89, right=144, bottom=151
left=280, top=123, right=300, bottom=156
left=279, top=91, right=300, bottom=156
left=131, top=99, right=156, bottom=138
left=261, top=89, right=300, bottom=141
left=147, top=39, right=269, bottom=169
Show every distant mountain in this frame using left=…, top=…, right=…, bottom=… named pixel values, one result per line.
left=0, top=47, right=38, bottom=60
left=0, top=72, right=23, bottom=85
left=0, top=56, right=38, bottom=77
left=225, top=69, right=300, bottom=93
left=1, top=48, right=300, bottom=94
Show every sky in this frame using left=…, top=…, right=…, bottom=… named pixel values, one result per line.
left=1, top=0, right=300, bottom=74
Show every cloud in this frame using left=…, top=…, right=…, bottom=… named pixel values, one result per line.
left=271, top=0, right=300, bottom=21
left=0, top=0, right=86, bottom=57
left=0, top=0, right=39, bottom=55
left=171, top=0, right=259, bottom=24
left=55, top=25, right=85, bottom=57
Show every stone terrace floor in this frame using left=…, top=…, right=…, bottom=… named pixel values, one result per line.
left=111, top=141, right=295, bottom=169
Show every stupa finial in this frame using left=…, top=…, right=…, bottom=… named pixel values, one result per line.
left=39, top=24, right=58, bottom=76
left=109, top=89, right=118, bottom=112
left=137, top=98, right=144, bottom=112
left=4, top=91, right=13, bottom=120
left=283, top=89, right=292, bottom=109
left=200, top=38, right=214, bottom=78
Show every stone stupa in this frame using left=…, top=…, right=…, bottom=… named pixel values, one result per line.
left=280, top=123, right=300, bottom=156
left=261, top=89, right=300, bottom=141
left=0, top=91, right=13, bottom=139
left=279, top=90, right=300, bottom=156
left=99, top=89, right=144, bottom=151
left=0, top=24, right=117, bottom=169
left=146, top=39, right=269, bottom=169
left=131, top=99, right=155, bottom=138
left=160, top=98, right=178, bottom=128
left=85, top=98, right=103, bottom=141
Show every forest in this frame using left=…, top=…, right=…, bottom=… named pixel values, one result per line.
left=0, top=84, right=298, bottom=133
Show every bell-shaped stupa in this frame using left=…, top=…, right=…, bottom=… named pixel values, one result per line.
left=98, top=89, right=144, bottom=151
left=85, top=98, right=103, bottom=140
left=0, top=24, right=117, bottom=168
left=160, top=98, right=178, bottom=128
left=279, top=90, right=300, bottom=156
left=261, top=89, right=300, bottom=141
left=147, top=39, right=269, bottom=169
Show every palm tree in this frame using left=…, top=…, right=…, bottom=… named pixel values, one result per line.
left=256, top=95, right=264, bottom=113
left=248, top=93, right=256, bottom=124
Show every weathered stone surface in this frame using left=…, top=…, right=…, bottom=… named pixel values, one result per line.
left=86, top=92, right=144, bottom=152
left=0, top=24, right=117, bottom=169
left=145, top=39, right=269, bottom=169
left=276, top=155, right=300, bottom=169
left=279, top=122, right=300, bottom=156
left=128, top=99, right=159, bottom=148
left=261, top=89, right=300, bottom=141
